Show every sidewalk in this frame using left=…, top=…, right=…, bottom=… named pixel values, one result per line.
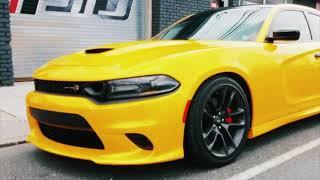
left=0, top=82, right=33, bottom=146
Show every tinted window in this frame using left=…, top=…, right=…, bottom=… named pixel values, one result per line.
left=157, top=12, right=211, bottom=40
left=270, top=11, right=311, bottom=42
left=306, top=13, right=320, bottom=41
left=155, top=7, right=271, bottom=41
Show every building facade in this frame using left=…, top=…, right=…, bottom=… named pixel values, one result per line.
left=9, top=0, right=150, bottom=79
left=0, top=0, right=319, bottom=85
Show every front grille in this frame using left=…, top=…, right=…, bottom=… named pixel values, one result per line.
left=34, top=79, right=87, bottom=96
left=34, top=79, right=107, bottom=102
left=30, top=108, right=104, bottom=149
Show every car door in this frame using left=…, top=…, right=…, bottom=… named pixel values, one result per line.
left=305, top=11, right=320, bottom=106
left=268, top=10, right=320, bottom=112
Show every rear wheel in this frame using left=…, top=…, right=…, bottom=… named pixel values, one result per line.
left=185, top=76, right=250, bottom=167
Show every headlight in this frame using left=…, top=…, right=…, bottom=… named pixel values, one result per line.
left=84, top=75, right=180, bottom=102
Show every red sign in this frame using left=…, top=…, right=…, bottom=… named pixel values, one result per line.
left=9, top=0, right=19, bottom=13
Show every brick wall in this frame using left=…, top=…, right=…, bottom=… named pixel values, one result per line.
left=152, top=0, right=210, bottom=36
left=0, top=0, right=13, bottom=86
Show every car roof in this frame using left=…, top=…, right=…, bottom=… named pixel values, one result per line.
left=207, top=4, right=320, bottom=15
left=275, top=4, right=320, bottom=14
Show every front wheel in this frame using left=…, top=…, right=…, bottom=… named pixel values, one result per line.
left=184, top=76, right=251, bottom=167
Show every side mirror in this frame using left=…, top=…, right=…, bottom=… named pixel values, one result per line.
left=265, top=30, right=300, bottom=43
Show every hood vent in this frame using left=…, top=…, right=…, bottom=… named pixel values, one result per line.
left=85, top=48, right=113, bottom=54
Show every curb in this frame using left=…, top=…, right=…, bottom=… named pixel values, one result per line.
left=0, top=140, right=27, bottom=148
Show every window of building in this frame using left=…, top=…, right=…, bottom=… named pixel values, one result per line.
left=270, top=10, right=312, bottom=41
left=266, top=0, right=286, bottom=4
left=243, top=0, right=264, bottom=5
left=238, top=0, right=291, bottom=5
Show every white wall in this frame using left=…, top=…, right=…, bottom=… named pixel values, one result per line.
left=10, top=0, right=147, bottom=78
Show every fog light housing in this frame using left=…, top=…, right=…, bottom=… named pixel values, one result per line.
left=126, top=133, right=153, bottom=151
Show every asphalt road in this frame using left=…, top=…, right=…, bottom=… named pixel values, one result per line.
left=0, top=116, right=319, bottom=180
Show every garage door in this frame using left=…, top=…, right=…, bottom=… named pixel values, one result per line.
left=10, top=0, right=148, bottom=78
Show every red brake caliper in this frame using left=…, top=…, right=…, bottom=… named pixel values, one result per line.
left=226, top=108, right=233, bottom=124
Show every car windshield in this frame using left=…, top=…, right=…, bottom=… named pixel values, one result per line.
left=154, top=7, right=271, bottom=41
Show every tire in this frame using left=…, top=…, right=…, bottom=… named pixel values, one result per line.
left=184, top=76, right=251, bottom=167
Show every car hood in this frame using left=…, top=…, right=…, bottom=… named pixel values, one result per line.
left=34, top=40, right=255, bottom=81
left=44, top=40, right=223, bottom=67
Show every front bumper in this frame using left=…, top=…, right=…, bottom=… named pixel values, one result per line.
left=26, top=90, right=187, bottom=165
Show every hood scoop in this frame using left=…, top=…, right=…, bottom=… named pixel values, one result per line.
left=85, top=48, right=113, bottom=54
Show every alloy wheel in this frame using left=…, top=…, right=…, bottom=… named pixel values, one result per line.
left=200, top=85, right=248, bottom=157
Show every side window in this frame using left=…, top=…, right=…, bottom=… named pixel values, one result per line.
left=270, top=11, right=311, bottom=42
left=306, top=13, right=320, bottom=41
left=224, top=8, right=270, bottom=41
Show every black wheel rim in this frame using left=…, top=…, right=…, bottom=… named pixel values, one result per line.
left=201, top=85, right=247, bottom=157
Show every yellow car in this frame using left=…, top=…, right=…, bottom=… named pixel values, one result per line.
left=26, top=4, right=320, bottom=166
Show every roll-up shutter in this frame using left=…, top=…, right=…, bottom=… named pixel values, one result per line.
left=10, top=0, right=147, bottom=78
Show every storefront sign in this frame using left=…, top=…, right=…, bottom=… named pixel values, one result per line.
left=9, top=0, right=133, bottom=20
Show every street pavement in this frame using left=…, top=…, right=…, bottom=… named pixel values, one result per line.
left=0, top=115, right=319, bottom=180
left=0, top=82, right=32, bottom=145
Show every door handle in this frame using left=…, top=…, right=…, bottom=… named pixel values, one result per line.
left=315, top=53, right=320, bottom=59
